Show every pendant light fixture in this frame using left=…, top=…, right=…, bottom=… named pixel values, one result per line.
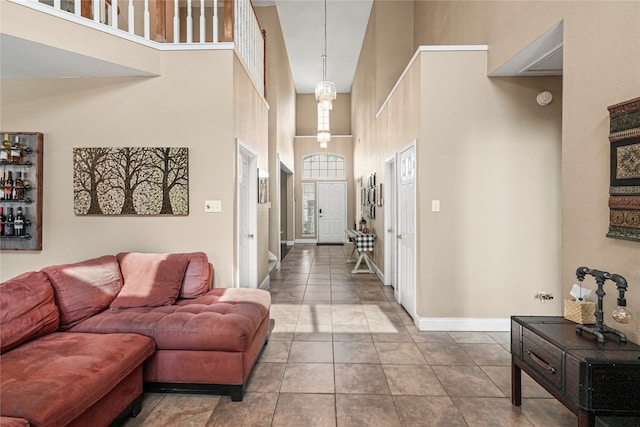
left=316, top=0, right=335, bottom=147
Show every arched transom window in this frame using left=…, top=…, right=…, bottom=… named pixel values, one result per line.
left=302, top=153, right=345, bottom=180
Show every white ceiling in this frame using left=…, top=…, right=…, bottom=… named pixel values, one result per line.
left=272, top=0, right=373, bottom=94
left=490, top=21, right=563, bottom=77
left=0, top=34, right=156, bottom=78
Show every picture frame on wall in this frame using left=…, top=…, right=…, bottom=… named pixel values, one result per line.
left=368, top=173, right=376, bottom=188
left=606, top=97, right=640, bottom=242
left=258, top=169, right=269, bottom=204
left=361, top=188, right=367, bottom=207
left=368, top=187, right=376, bottom=205
left=376, top=183, right=383, bottom=206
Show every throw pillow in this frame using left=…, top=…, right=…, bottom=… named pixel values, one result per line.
left=41, top=255, right=122, bottom=330
left=180, top=252, right=213, bottom=298
left=1, top=271, right=60, bottom=353
left=111, top=252, right=189, bottom=309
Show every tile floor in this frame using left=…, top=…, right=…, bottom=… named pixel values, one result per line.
left=123, top=244, right=576, bottom=426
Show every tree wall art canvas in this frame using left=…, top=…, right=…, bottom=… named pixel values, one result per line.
left=73, top=147, right=189, bottom=215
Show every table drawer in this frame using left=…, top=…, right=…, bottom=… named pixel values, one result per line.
left=522, top=336, right=563, bottom=389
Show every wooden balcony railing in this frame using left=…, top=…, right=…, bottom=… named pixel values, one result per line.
left=31, top=0, right=265, bottom=96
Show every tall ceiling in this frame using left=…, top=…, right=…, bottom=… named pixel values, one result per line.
left=270, top=0, right=374, bottom=94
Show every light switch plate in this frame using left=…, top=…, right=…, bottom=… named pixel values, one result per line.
left=205, top=200, right=222, bottom=213
left=431, top=200, right=440, bottom=212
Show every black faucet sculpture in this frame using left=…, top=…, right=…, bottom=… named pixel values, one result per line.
left=575, top=266, right=628, bottom=344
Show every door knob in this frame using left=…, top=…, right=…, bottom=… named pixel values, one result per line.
left=397, top=234, right=403, bottom=239
left=387, top=229, right=393, bottom=233
left=248, top=234, right=254, bottom=238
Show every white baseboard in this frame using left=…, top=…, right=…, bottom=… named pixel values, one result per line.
left=295, top=238, right=318, bottom=244
left=417, top=317, right=510, bottom=332
left=370, top=259, right=384, bottom=283
left=259, top=275, right=270, bottom=290
left=286, top=240, right=295, bottom=246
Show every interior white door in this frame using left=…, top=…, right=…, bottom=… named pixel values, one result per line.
left=397, top=142, right=416, bottom=318
left=384, top=155, right=398, bottom=298
left=237, top=141, right=257, bottom=288
left=317, top=182, right=347, bottom=243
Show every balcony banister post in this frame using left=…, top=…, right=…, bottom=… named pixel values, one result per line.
left=223, top=0, right=234, bottom=42
left=81, top=0, right=91, bottom=19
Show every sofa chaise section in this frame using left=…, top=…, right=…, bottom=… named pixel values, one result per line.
left=0, top=332, right=155, bottom=427
left=0, top=271, right=156, bottom=427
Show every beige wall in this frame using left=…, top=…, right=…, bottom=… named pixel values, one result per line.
left=296, top=93, right=352, bottom=137
left=411, top=0, right=640, bottom=345
left=293, top=136, right=355, bottom=241
left=357, top=46, right=563, bottom=320
left=255, top=6, right=297, bottom=264
left=1, top=3, right=270, bottom=291
left=233, top=55, right=270, bottom=286
left=417, top=51, right=563, bottom=319
left=1, top=50, right=238, bottom=286
left=353, top=0, right=640, bottom=340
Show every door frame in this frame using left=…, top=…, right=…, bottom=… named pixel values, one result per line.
left=384, top=154, right=397, bottom=295
left=236, top=139, right=257, bottom=288
left=317, top=181, right=347, bottom=244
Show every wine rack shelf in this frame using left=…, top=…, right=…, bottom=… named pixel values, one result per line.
left=1, top=132, right=43, bottom=251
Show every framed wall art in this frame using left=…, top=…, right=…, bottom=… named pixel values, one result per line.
left=606, top=97, right=640, bottom=242
left=258, top=169, right=269, bottom=204
left=73, top=147, right=188, bottom=215
left=376, top=183, right=383, bottom=206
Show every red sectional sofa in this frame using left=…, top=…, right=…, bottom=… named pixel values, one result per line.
left=0, top=252, right=271, bottom=426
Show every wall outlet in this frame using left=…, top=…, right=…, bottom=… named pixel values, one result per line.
left=535, top=291, right=554, bottom=302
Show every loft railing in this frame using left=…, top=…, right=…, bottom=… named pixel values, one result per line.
left=27, top=0, right=265, bottom=96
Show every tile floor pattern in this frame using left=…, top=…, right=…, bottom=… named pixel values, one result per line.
left=123, top=245, right=576, bottom=427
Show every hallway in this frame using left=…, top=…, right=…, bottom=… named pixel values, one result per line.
left=124, top=244, right=575, bottom=426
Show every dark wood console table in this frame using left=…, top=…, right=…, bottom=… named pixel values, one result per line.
left=511, top=316, right=640, bottom=426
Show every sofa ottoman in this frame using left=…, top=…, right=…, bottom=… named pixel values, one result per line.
left=69, top=287, right=271, bottom=401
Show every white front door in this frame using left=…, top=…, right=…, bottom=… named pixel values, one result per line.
left=397, top=142, right=416, bottom=318
left=237, top=140, right=257, bottom=288
left=317, top=182, right=347, bottom=243
left=384, top=155, right=398, bottom=298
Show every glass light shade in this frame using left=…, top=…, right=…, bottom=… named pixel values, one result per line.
left=317, top=103, right=330, bottom=132
left=317, top=131, right=331, bottom=147
left=315, top=80, right=336, bottom=109
left=612, top=306, right=633, bottom=324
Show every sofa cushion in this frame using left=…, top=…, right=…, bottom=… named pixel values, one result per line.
left=111, top=252, right=189, bottom=309
left=180, top=252, right=213, bottom=299
left=0, top=272, right=59, bottom=354
left=71, top=288, right=271, bottom=352
left=41, top=255, right=122, bottom=330
left=0, top=332, right=155, bottom=426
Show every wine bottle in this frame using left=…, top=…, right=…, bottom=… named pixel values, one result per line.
left=0, top=172, right=4, bottom=200
left=4, top=207, right=14, bottom=236
left=1, top=134, right=11, bottom=162
left=14, top=207, right=24, bottom=237
left=10, top=136, right=22, bottom=163
left=4, top=171, right=13, bottom=200
left=0, top=206, right=4, bottom=236
left=13, top=172, right=23, bottom=200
